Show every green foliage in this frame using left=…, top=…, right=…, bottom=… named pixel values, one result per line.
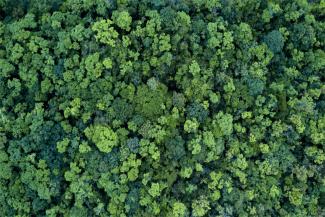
left=112, top=10, right=132, bottom=31
left=84, top=125, right=118, bottom=153
left=263, top=30, right=284, bottom=53
left=0, top=1, right=324, bottom=216
left=192, top=196, right=210, bottom=217
left=92, top=18, right=118, bottom=47
left=172, top=201, right=187, bottom=217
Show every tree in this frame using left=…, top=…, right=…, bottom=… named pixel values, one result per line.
left=84, top=125, right=118, bottom=153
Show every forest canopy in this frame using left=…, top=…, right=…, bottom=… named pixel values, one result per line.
left=0, top=0, right=324, bottom=216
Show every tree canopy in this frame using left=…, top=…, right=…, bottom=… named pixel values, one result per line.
left=0, top=0, right=324, bottom=216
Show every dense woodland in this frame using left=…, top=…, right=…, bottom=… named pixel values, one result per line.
left=0, top=0, right=324, bottom=216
